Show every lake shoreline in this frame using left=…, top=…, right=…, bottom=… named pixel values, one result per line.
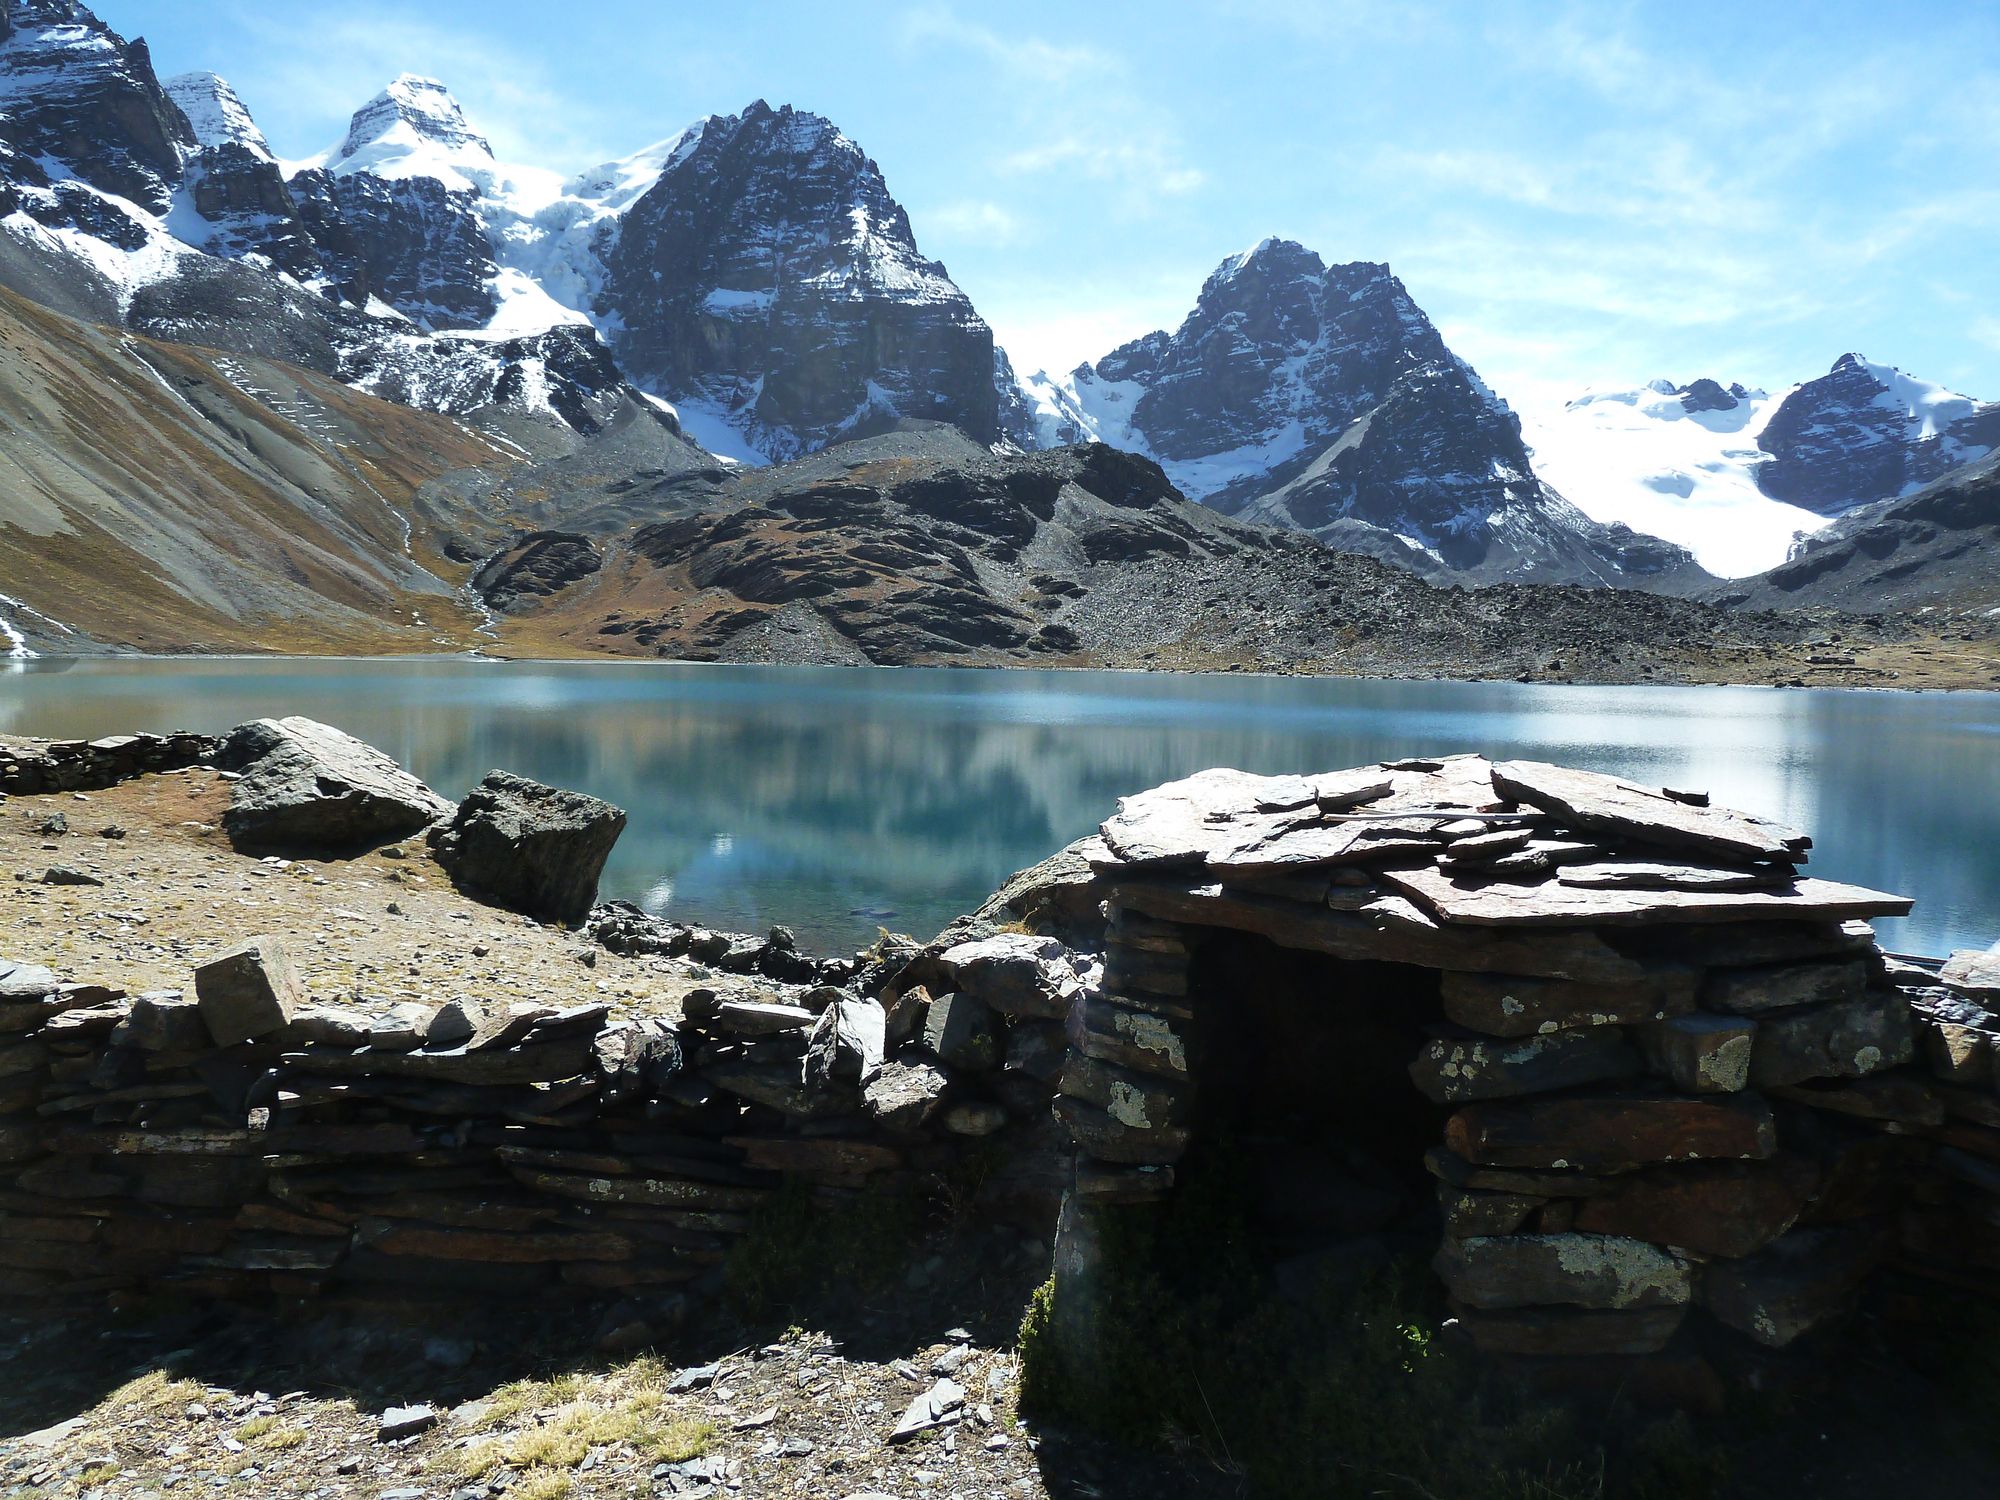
left=13, top=645, right=2000, bottom=695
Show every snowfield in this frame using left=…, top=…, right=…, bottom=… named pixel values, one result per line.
left=1521, top=381, right=1831, bottom=577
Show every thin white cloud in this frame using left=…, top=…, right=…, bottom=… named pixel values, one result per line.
left=897, top=3, right=1204, bottom=214
left=1003, top=138, right=1205, bottom=197
left=922, top=199, right=1027, bottom=245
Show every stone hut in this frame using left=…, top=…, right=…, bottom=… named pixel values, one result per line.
left=913, top=753, right=2000, bottom=1386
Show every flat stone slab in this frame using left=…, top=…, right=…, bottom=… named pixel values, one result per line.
left=1441, top=970, right=1697, bottom=1037
left=1384, top=864, right=1911, bottom=928
left=1410, top=1027, right=1641, bottom=1104
left=1940, top=949, right=2000, bottom=1006
left=1109, top=877, right=1652, bottom=983
left=1436, top=1232, right=1694, bottom=1311
left=1491, top=759, right=1811, bottom=865
left=1555, top=860, right=1792, bottom=892
left=1572, top=1157, right=1816, bottom=1259
left=1444, top=1092, right=1778, bottom=1172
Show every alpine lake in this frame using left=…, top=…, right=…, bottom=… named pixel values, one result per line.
left=6, top=656, right=1998, bottom=958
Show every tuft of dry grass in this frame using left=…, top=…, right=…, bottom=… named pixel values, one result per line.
left=511, top=1472, right=574, bottom=1500
left=107, top=1370, right=204, bottom=1414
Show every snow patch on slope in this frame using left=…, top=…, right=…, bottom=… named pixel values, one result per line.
left=1858, top=358, right=1992, bottom=471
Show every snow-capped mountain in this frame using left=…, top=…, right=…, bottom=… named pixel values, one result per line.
left=1758, top=354, right=2000, bottom=517
left=0, top=3, right=1002, bottom=462
left=1014, top=238, right=1706, bottom=588
left=0, top=3, right=670, bottom=441
left=1525, top=359, right=2000, bottom=577
left=595, top=100, right=1002, bottom=460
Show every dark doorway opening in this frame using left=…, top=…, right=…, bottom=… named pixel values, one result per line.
left=1185, top=930, right=1450, bottom=1276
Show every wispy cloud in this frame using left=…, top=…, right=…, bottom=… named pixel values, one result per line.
left=897, top=3, right=1205, bottom=214
left=923, top=199, right=1026, bottom=245
left=1002, top=138, right=1205, bottom=197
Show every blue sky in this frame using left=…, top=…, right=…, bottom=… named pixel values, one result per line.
left=110, top=0, right=1999, bottom=414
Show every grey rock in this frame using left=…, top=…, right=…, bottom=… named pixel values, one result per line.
left=1435, top=1233, right=1694, bottom=1311
left=922, top=991, right=1000, bottom=1072
left=41, top=866, right=103, bottom=886
left=888, top=1377, right=966, bottom=1441
left=1940, top=948, right=2000, bottom=1006
left=0, top=960, right=59, bottom=1001
left=120, top=992, right=207, bottom=1053
left=863, top=1052, right=950, bottom=1136
left=937, top=933, right=1080, bottom=1020
left=1645, top=1013, right=1757, bottom=1093
left=220, top=717, right=451, bottom=852
left=666, top=1363, right=719, bottom=1393
left=194, top=937, right=305, bottom=1046
left=377, top=1404, right=437, bottom=1441
left=1704, top=959, right=1868, bottom=1015
left=1409, top=1026, right=1641, bottom=1104
left=430, top=770, right=625, bottom=926
left=1748, top=989, right=1914, bottom=1087
left=805, top=996, right=885, bottom=1088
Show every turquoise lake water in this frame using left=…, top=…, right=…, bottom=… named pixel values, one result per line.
left=5, top=657, right=1996, bottom=956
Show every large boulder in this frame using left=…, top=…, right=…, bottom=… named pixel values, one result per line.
left=429, top=770, right=626, bottom=926
left=220, top=717, right=452, bottom=852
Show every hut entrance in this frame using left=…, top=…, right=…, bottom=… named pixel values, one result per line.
left=1184, top=931, right=1449, bottom=1271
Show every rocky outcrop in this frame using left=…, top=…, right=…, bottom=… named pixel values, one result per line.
left=597, top=101, right=1000, bottom=458
left=1714, top=451, right=2000, bottom=615
left=489, top=424, right=1901, bottom=684
left=0, top=0, right=193, bottom=218
left=289, top=166, right=495, bottom=330
left=471, top=531, right=606, bottom=612
left=219, top=716, right=453, bottom=852
left=430, top=771, right=627, bottom=926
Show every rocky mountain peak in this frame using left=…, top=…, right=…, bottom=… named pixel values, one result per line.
left=335, top=74, right=492, bottom=169
left=1756, top=354, right=1999, bottom=516
left=163, top=71, right=271, bottom=160
left=597, top=99, right=999, bottom=459
left=0, top=0, right=193, bottom=213
left=1674, top=378, right=1746, bottom=414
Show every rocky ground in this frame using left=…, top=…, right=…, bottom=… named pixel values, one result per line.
left=1, top=769, right=727, bottom=1026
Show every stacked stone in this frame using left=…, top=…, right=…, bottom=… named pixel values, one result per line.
left=1062, top=755, right=1944, bottom=1377
left=1898, top=946, right=2000, bottom=1286
left=0, top=932, right=1023, bottom=1307
left=0, top=732, right=215, bottom=796
left=1055, top=908, right=1192, bottom=1204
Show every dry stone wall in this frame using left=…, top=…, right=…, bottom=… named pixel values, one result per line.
left=0, top=733, right=217, bottom=796
left=0, top=935, right=1054, bottom=1310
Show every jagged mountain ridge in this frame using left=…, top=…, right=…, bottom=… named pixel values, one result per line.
left=1014, top=239, right=1708, bottom=590
left=1526, top=359, right=2000, bottom=578
left=0, top=4, right=700, bottom=447
left=1, top=0, right=1986, bottom=610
